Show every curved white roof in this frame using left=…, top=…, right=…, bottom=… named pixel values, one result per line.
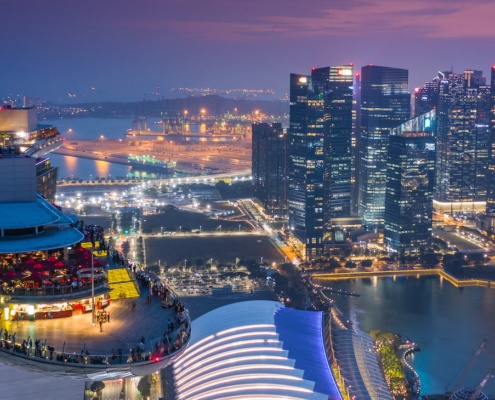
left=173, top=300, right=342, bottom=400
left=0, top=195, right=84, bottom=253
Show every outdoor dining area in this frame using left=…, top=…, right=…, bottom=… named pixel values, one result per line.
left=0, top=246, right=107, bottom=298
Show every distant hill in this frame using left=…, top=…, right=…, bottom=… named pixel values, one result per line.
left=39, top=95, right=289, bottom=119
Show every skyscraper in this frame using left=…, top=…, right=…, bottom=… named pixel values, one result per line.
left=485, top=66, right=495, bottom=231
left=313, top=66, right=354, bottom=222
left=288, top=73, right=325, bottom=258
left=384, top=111, right=436, bottom=254
left=358, top=66, right=410, bottom=229
left=288, top=65, right=353, bottom=258
left=252, top=122, right=287, bottom=217
left=432, top=70, right=491, bottom=212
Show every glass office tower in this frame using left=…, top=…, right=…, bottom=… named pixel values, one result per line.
left=358, top=65, right=410, bottom=229
left=252, top=122, right=287, bottom=217
left=288, top=73, right=325, bottom=258
left=288, top=66, right=353, bottom=258
left=416, top=70, right=491, bottom=213
left=486, top=66, right=495, bottom=229
left=384, top=111, right=436, bottom=254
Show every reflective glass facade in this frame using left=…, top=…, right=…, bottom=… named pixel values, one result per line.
left=435, top=71, right=490, bottom=204
left=252, top=122, right=287, bottom=217
left=288, top=66, right=353, bottom=258
left=313, top=66, right=354, bottom=222
left=358, top=66, right=410, bottom=229
left=288, top=73, right=325, bottom=258
left=486, top=66, right=495, bottom=218
left=384, top=111, right=436, bottom=253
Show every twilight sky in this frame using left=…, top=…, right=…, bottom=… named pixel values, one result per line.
left=1, top=0, right=495, bottom=102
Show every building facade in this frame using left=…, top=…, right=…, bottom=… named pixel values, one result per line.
left=0, top=106, right=62, bottom=202
left=416, top=70, right=491, bottom=213
left=384, top=111, right=436, bottom=253
left=252, top=122, right=287, bottom=217
left=358, top=65, right=410, bottom=229
left=485, top=66, right=495, bottom=228
left=288, top=66, right=353, bottom=258
left=288, top=73, right=325, bottom=258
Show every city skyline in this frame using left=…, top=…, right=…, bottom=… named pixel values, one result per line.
left=1, top=0, right=495, bottom=102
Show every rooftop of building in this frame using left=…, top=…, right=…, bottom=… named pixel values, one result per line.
left=172, top=300, right=342, bottom=400
left=0, top=269, right=191, bottom=380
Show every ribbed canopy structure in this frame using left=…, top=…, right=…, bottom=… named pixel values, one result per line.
left=173, top=300, right=342, bottom=400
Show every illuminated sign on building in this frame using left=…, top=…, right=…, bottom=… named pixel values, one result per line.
left=298, top=76, right=308, bottom=84
left=338, top=69, right=353, bottom=76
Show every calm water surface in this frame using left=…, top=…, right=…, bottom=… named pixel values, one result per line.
left=44, top=118, right=168, bottom=179
left=314, top=276, right=495, bottom=396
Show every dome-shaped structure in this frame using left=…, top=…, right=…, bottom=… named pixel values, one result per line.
left=449, top=387, right=489, bottom=400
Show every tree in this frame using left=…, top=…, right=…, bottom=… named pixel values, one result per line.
left=137, top=377, right=151, bottom=397
left=90, top=381, right=105, bottom=393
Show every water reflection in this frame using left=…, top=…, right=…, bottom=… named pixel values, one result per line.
left=315, top=276, right=495, bottom=396
left=50, top=154, right=131, bottom=180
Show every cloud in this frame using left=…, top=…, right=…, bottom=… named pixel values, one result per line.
left=120, top=0, right=495, bottom=41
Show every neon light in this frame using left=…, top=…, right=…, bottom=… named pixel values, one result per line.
left=177, top=373, right=303, bottom=398
left=176, top=329, right=277, bottom=366
left=176, top=364, right=296, bottom=392
left=174, top=355, right=288, bottom=382
left=183, top=383, right=314, bottom=400
left=178, top=339, right=281, bottom=370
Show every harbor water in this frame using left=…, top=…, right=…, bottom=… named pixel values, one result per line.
left=313, top=275, right=495, bottom=396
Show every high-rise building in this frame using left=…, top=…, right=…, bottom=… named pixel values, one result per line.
left=252, top=122, right=287, bottom=217
left=313, top=66, right=354, bottom=223
left=288, top=73, right=325, bottom=258
left=352, top=72, right=361, bottom=215
left=485, top=66, right=495, bottom=231
left=288, top=65, right=353, bottom=258
left=0, top=106, right=62, bottom=202
left=358, top=66, right=410, bottom=229
left=384, top=111, right=436, bottom=254
left=431, top=70, right=491, bottom=213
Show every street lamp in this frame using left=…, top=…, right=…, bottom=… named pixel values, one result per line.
left=184, top=259, right=187, bottom=269
left=161, top=226, right=163, bottom=235
left=260, top=256, right=263, bottom=264
left=239, top=224, right=241, bottom=232
left=199, top=226, right=202, bottom=233
left=210, top=258, right=213, bottom=267
left=91, top=246, right=95, bottom=326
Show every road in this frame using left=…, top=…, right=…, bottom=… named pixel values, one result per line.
left=433, top=229, right=491, bottom=253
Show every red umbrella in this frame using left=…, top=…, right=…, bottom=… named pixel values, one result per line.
left=1, top=270, right=22, bottom=281
left=22, top=272, right=45, bottom=283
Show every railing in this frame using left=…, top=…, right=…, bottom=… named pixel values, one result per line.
left=0, top=315, right=191, bottom=368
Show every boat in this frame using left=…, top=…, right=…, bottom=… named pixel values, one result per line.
left=127, top=155, right=176, bottom=174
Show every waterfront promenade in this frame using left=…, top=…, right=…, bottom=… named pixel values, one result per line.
left=313, top=268, right=495, bottom=289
